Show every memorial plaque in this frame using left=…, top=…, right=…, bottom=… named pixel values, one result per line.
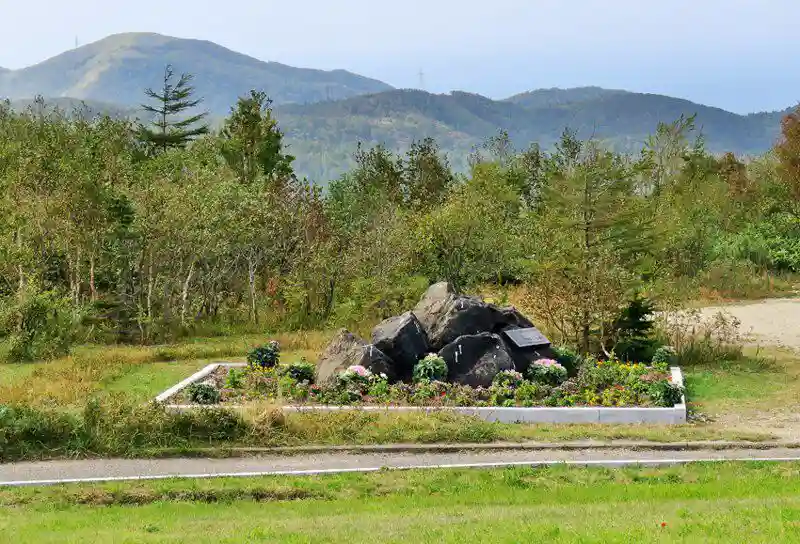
left=503, top=327, right=551, bottom=348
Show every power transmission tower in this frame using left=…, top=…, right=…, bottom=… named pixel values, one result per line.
left=418, top=69, right=425, bottom=91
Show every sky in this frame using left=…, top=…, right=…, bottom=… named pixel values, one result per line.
left=1, top=0, right=797, bottom=114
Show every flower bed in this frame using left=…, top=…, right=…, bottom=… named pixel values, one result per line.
left=169, top=346, right=684, bottom=410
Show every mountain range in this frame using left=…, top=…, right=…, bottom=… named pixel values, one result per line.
left=1, top=33, right=794, bottom=181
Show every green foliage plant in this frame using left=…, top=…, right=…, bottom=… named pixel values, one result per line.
left=413, top=354, right=448, bottom=383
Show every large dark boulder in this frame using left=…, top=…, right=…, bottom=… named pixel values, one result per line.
left=492, top=306, right=534, bottom=332
left=425, top=296, right=501, bottom=350
left=438, top=333, right=516, bottom=387
left=317, top=329, right=394, bottom=384
left=372, top=311, right=430, bottom=380
left=412, top=282, right=456, bottom=337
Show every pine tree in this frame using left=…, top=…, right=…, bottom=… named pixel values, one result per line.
left=137, top=65, right=209, bottom=154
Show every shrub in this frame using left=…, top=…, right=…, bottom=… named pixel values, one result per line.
left=611, top=294, right=659, bottom=362
left=225, top=368, right=246, bottom=389
left=280, top=360, right=316, bottom=384
left=514, top=381, right=548, bottom=407
left=247, top=341, right=280, bottom=370
left=413, top=353, right=448, bottom=383
left=551, top=346, right=584, bottom=376
left=651, top=346, right=677, bottom=371
left=0, top=287, right=82, bottom=362
left=187, top=383, right=221, bottom=405
left=527, top=359, right=568, bottom=386
left=493, top=370, right=525, bottom=388
left=647, top=379, right=684, bottom=407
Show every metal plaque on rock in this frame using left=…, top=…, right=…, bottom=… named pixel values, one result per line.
left=503, top=327, right=551, bottom=348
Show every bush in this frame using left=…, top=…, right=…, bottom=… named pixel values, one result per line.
left=247, top=341, right=280, bottom=370
left=647, top=379, right=685, bottom=407
left=611, top=294, right=658, bottom=362
left=280, top=360, right=316, bottom=384
left=0, top=287, right=82, bottom=362
left=492, top=370, right=525, bottom=388
left=413, top=354, right=448, bottom=383
left=527, top=359, right=568, bottom=386
left=551, top=346, right=583, bottom=376
left=651, top=346, right=677, bottom=371
left=187, top=383, right=221, bottom=405
left=225, top=368, right=246, bottom=389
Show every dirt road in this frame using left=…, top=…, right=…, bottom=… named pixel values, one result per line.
left=696, top=298, right=800, bottom=349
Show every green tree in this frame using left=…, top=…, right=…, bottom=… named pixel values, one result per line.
left=137, top=65, right=209, bottom=154
left=526, top=136, right=653, bottom=352
left=220, top=90, right=295, bottom=185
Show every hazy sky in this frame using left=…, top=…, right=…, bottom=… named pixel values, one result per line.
left=1, top=0, right=797, bottom=113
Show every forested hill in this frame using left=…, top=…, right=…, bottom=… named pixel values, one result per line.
left=275, top=88, right=790, bottom=182
left=2, top=29, right=791, bottom=183
left=0, top=33, right=393, bottom=113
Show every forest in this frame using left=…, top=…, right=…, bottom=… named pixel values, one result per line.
left=1, top=67, right=799, bottom=362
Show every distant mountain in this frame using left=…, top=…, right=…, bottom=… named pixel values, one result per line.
left=1, top=32, right=792, bottom=183
left=0, top=33, right=393, bottom=114
left=505, top=86, right=630, bottom=109
left=275, top=88, right=788, bottom=181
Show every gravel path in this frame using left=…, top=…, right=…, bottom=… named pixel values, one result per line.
left=696, top=298, right=800, bottom=349
left=4, top=448, right=800, bottom=486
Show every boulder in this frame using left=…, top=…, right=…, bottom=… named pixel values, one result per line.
left=412, top=281, right=456, bottom=336
left=372, top=311, right=430, bottom=380
left=438, top=333, right=516, bottom=387
left=317, top=329, right=394, bottom=384
left=426, top=295, right=500, bottom=350
left=491, top=306, right=535, bottom=332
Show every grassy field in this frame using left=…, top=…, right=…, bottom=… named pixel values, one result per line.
left=2, top=463, right=800, bottom=542
left=1, top=330, right=799, bottom=456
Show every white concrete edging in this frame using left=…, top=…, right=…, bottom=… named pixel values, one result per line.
left=154, top=362, right=246, bottom=403
left=156, top=365, right=687, bottom=425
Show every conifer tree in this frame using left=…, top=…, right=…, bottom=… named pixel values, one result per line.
left=137, top=65, right=209, bottom=154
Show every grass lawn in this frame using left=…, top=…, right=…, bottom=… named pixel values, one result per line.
left=2, top=463, right=800, bottom=542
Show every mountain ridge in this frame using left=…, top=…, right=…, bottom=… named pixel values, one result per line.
left=2, top=33, right=795, bottom=182
left=0, top=32, right=394, bottom=112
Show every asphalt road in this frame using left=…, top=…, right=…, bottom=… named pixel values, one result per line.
left=3, top=447, right=800, bottom=486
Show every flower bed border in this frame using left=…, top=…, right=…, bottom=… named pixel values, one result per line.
left=155, top=363, right=687, bottom=425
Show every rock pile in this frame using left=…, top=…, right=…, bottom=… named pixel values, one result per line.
left=317, top=282, right=556, bottom=386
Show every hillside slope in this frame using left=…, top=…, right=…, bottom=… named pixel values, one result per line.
left=276, top=88, right=787, bottom=181
left=0, top=33, right=393, bottom=114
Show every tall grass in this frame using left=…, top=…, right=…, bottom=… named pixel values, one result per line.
left=0, top=330, right=334, bottom=407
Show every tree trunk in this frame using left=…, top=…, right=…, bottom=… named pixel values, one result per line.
left=247, top=257, right=258, bottom=324
left=16, top=228, right=24, bottom=292
left=89, top=254, right=97, bottom=302
left=146, top=252, right=154, bottom=321
left=181, top=261, right=195, bottom=326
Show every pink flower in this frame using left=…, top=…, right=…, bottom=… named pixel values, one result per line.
left=347, top=365, right=369, bottom=377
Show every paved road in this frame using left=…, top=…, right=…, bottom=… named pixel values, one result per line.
left=4, top=448, right=800, bottom=486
